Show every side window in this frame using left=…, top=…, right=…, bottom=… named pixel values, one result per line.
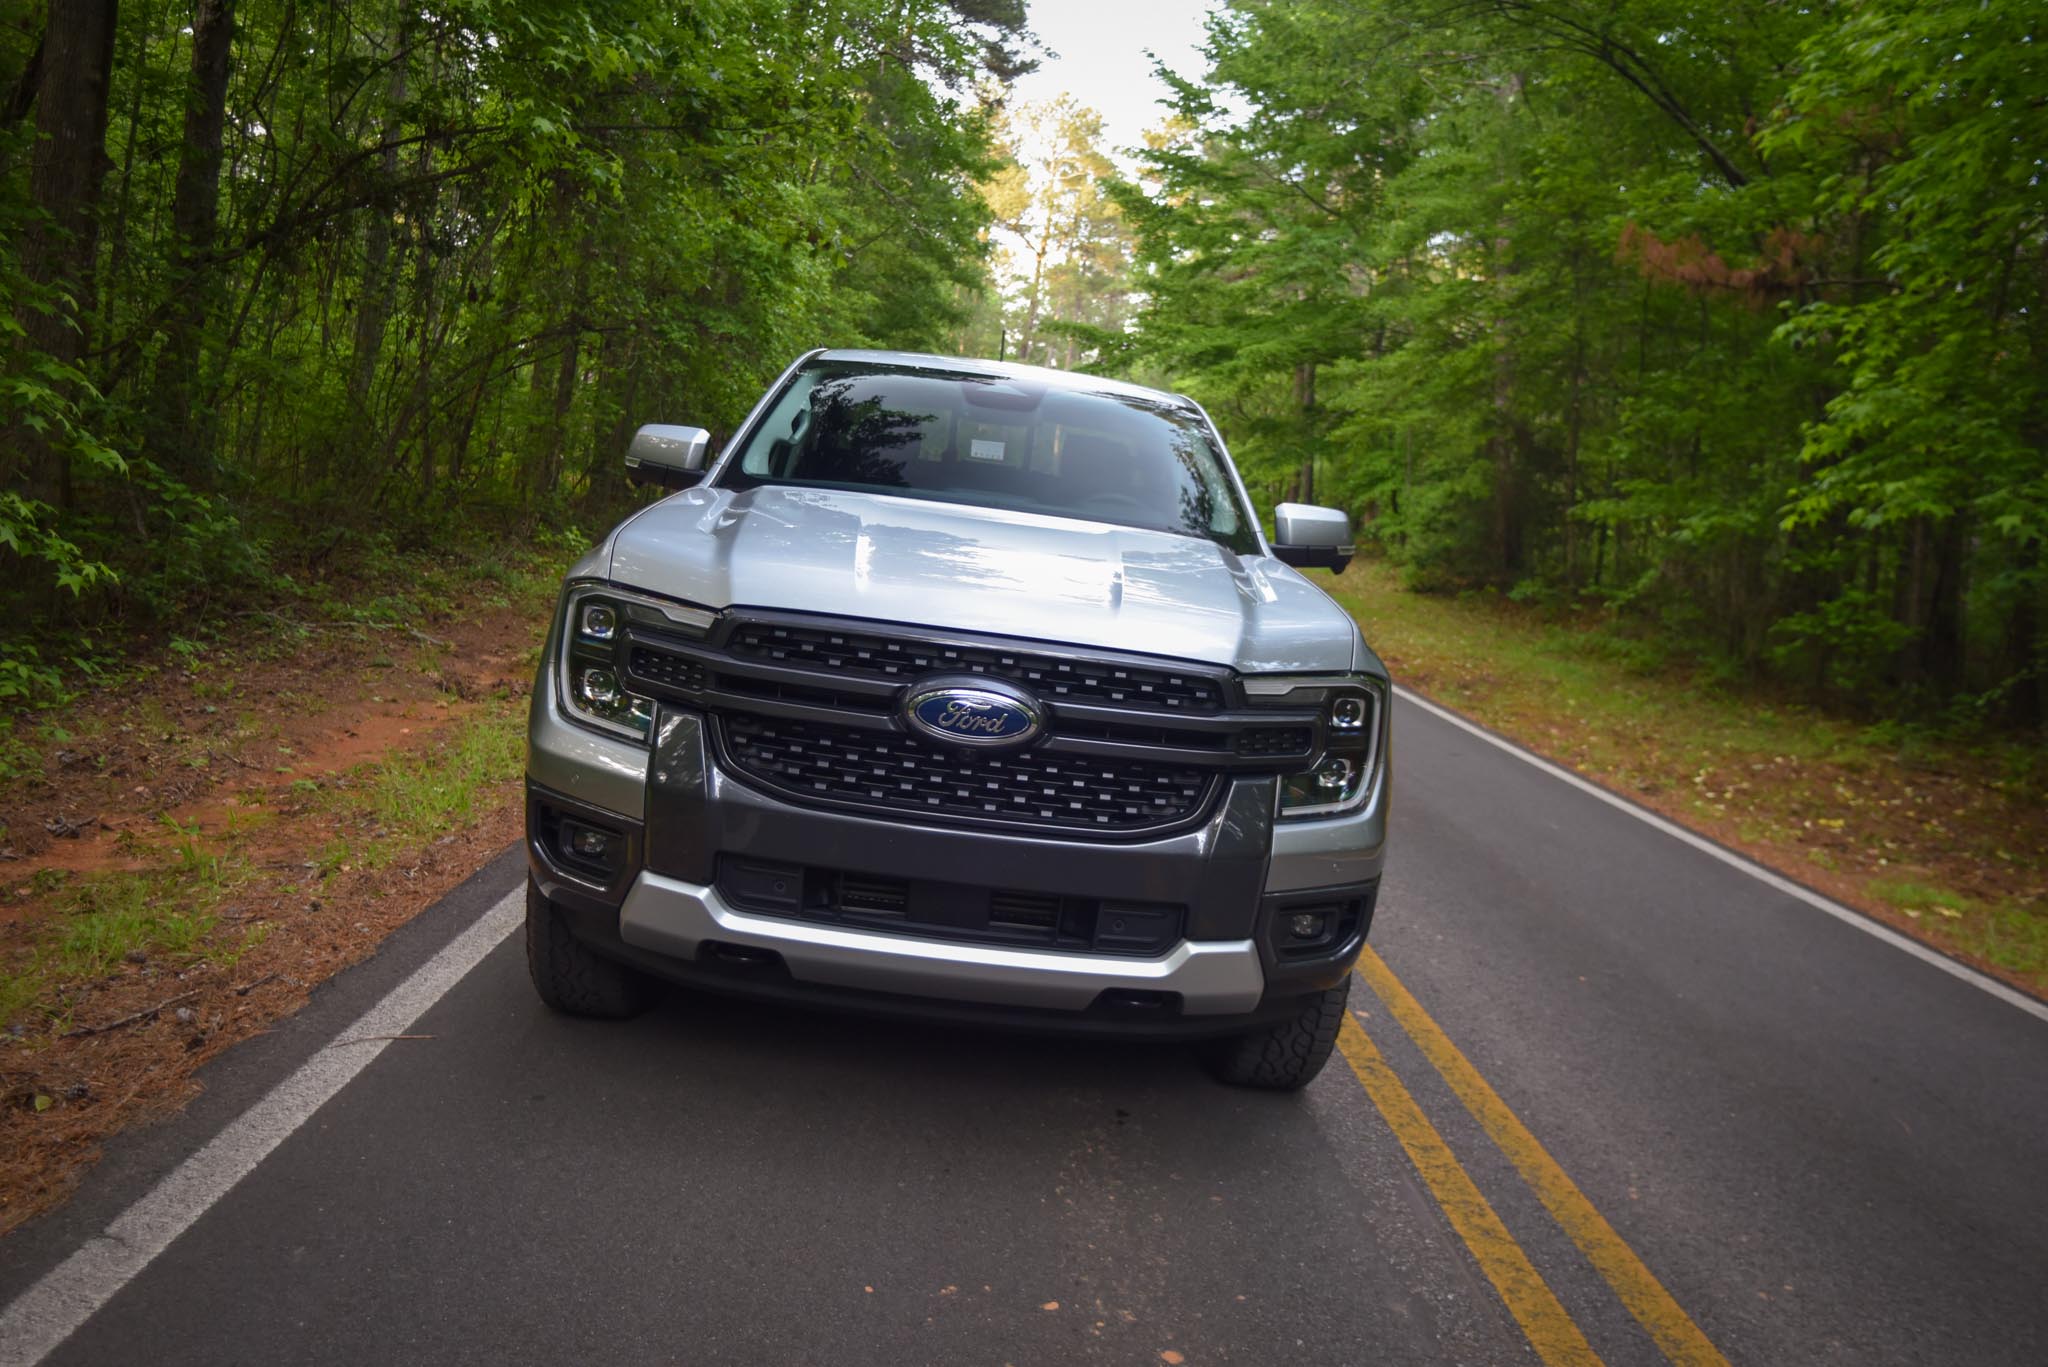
left=740, top=374, right=821, bottom=477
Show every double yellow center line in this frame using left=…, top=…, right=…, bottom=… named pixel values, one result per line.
left=1339, top=948, right=1730, bottom=1367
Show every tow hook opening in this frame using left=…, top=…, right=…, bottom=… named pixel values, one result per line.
left=700, top=940, right=784, bottom=971
left=1093, top=988, right=1182, bottom=1015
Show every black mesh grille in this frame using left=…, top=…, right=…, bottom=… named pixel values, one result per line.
left=1236, top=726, right=1314, bottom=757
left=730, top=622, right=1224, bottom=712
left=628, top=645, right=707, bottom=692
left=720, top=715, right=1217, bottom=833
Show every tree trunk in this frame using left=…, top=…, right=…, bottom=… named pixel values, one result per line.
left=1922, top=515, right=1968, bottom=693
left=538, top=330, right=580, bottom=499
left=97, top=0, right=156, bottom=341
left=1563, top=308, right=1587, bottom=588
left=1294, top=361, right=1317, bottom=503
left=2008, top=541, right=2043, bottom=727
left=348, top=41, right=408, bottom=410
left=10, top=0, right=121, bottom=503
left=1018, top=220, right=1051, bottom=363
left=1896, top=518, right=1928, bottom=686
left=147, top=0, right=236, bottom=485
left=2, top=28, right=42, bottom=132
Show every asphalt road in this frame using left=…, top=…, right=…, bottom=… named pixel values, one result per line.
left=3, top=694, right=2044, bottom=1366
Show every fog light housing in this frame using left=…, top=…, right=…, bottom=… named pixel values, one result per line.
left=1261, top=886, right=1377, bottom=962
left=567, top=825, right=610, bottom=859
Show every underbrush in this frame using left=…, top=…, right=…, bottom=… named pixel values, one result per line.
left=0, top=529, right=577, bottom=786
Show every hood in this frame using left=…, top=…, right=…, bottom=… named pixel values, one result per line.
left=604, top=486, right=1360, bottom=674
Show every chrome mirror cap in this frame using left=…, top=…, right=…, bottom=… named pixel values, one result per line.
left=1272, top=502, right=1354, bottom=572
left=626, top=424, right=712, bottom=490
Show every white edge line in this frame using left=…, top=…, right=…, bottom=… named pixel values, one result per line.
left=1393, top=685, right=2048, bottom=1026
left=0, top=886, right=525, bottom=1367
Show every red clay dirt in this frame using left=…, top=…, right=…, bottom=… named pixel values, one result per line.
left=0, top=598, right=546, bottom=1233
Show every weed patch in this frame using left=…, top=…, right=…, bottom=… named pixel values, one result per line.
left=2, top=858, right=246, bottom=1035
left=363, top=709, right=525, bottom=842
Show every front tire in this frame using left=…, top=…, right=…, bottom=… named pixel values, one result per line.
left=1203, top=977, right=1351, bottom=1090
left=525, top=880, right=658, bottom=1019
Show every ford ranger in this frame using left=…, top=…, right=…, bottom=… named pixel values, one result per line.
left=524, top=349, right=1388, bottom=1089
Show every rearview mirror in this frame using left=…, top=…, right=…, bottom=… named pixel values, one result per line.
left=625, top=424, right=711, bottom=490
left=1271, top=502, right=1354, bottom=572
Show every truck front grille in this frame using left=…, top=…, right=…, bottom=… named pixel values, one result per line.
left=718, top=714, right=1217, bottom=835
left=729, top=622, right=1225, bottom=712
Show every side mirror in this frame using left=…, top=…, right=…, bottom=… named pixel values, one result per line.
left=1271, top=502, right=1354, bottom=572
left=625, top=424, right=712, bottom=490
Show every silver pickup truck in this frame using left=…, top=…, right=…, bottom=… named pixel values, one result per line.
left=524, top=350, right=1389, bottom=1089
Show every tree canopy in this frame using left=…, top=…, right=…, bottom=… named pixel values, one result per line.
left=6, top=0, right=2044, bottom=727
left=1114, top=0, right=2047, bottom=721
left=1, top=0, right=1029, bottom=679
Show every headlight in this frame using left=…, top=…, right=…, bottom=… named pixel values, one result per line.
left=556, top=583, right=715, bottom=742
left=1251, top=675, right=1387, bottom=819
left=579, top=603, right=618, bottom=641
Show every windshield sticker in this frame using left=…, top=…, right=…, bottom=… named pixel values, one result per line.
left=968, top=438, right=1007, bottom=462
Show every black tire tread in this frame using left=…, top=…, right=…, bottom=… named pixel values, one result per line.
left=1204, top=977, right=1351, bottom=1090
left=525, top=881, right=657, bottom=1019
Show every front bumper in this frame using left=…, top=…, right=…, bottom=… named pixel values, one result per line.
left=527, top=665, right=1386, bottom=1031
left=620, top=871, right=1265, bottom=1013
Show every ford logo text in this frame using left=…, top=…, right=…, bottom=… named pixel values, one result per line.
left=903, top=680, right=1044, bottom=749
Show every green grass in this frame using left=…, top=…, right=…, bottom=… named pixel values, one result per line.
left=0, top=859, right=248, bottom=1032
left=1872, top=879, right=1974, bottom=919
left=1872, top=880, right=2048, bottom=980
left=362, top=706, right=525, bottom=845
left=0, top=702, right=524, bottom=1033
left=52, top=880, right=220, bottom=981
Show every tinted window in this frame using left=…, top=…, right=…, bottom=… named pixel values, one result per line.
left=719, top=363, right=1257, bottom=553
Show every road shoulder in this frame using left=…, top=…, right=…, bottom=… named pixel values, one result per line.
left=0, top=842, right=524, bottom=1295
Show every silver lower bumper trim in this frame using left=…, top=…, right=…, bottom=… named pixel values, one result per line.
left=618, top=871, right=1266, bottom=1015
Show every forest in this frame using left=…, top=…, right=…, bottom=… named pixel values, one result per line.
left=3, top=0, right=2045, bottom=729
left=1104, top=0, right=2046, bottom=723
left=0, top=0, right=1029, bottom=701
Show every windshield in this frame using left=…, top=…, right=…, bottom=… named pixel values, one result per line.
left=716, top=362, right=1259, bottom=554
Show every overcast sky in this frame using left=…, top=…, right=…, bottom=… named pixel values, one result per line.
left=1007, top=0, right=1218, bottom=158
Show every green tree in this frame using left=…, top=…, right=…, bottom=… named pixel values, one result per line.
left=0, top=0, right=1031, bottom=640
left=982, top=94, right=1135, bottom=369
left=1118, top=0, right=2047, bottom=721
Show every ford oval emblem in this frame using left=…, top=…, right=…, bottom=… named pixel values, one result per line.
left=903, top=678, right=1044, bottom=749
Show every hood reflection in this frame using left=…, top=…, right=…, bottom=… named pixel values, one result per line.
left=606, top=486, right=1358, bottom=673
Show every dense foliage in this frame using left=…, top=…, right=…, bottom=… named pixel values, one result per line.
left=0, top=0, right=1027, bottom=684
left=1116, top=0, right=2047, bottom=721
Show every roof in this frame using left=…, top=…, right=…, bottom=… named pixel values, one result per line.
left=812, top=349, right=1191, bottom=410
